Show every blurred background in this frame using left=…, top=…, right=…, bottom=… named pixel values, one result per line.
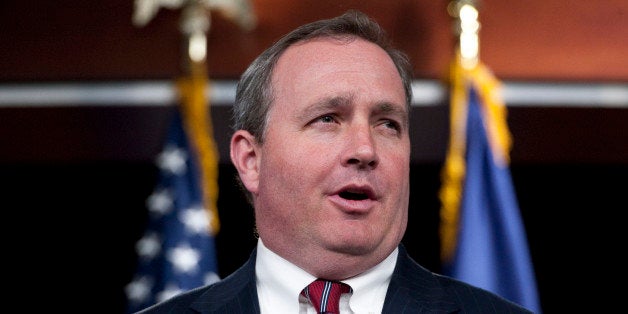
left=1, top=0, right=627, bottom=313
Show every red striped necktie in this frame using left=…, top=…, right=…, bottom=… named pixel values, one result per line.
left=302, top=279, right=352, bottom=314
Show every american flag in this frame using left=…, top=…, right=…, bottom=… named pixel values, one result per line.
left=125, top=109, right=220, bottom=313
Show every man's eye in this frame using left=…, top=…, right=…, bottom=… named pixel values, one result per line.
left=383, top=120, right=401, bottom=131
left=318, top=115, right=335, bottom=123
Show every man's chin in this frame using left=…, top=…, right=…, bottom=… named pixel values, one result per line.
left=327, top=238, right=377, bottom=257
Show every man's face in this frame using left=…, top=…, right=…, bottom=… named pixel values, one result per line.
left=246, top=37, right=410, bottom=275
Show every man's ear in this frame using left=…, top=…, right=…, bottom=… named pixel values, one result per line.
left=230, top=130, right=260, bottom=195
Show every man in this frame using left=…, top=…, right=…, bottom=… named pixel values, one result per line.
left=137, top=10, right=534, bottom=314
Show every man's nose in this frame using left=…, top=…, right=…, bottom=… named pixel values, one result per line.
left=342, top=125, right=379, bottom=169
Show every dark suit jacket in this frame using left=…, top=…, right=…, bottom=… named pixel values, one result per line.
left=136, top=244, right=534, bottom=313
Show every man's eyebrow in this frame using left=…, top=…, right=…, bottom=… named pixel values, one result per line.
left=374, top=102, right=409, bottom=125
left=299, top=95, right=353, bottom=117
left=298, top=96, right=408, bottom=125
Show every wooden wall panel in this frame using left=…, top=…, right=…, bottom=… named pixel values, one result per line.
left=481, top=0, right=628, bottom=81
left=1, top=0, right=627, bottom=81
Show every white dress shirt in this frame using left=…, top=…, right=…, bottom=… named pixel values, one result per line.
left=255, top=239, right=398, bottom=314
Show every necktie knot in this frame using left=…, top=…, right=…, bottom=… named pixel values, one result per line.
left=302, top=279, right=352, bottom=314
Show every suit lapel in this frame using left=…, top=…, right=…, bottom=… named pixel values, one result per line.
left=191, top=248, right=261, bottom=314
left=382, top=245, right=459, bottom=314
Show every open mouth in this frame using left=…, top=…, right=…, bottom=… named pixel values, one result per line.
left=330, top=185, right=377, bottom=211
left=337, top=186, right=375, bottom=201
left=339, top=190, right=369, bottom=200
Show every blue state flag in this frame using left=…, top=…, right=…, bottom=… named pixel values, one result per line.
left=440, top=54, right=541, bottom=313
left=124, top=107, right=220, bottom=313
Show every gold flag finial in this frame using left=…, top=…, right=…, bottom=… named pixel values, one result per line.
left=448, top=0, right=480, bottom=69
left=133, top=0, right=257, bottom=63
left=133, top=0, right=256, bottom=31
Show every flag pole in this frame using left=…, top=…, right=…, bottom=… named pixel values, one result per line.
left=133, top=0, right=257, bottom=236
left=175, top=0, right=257, bottom=235
left=438, top=3, right=540, bottom=312
left=440, top=0, right=481, bottom=263
left=176, top=0, right=220, bottom=235
left=441, top=0, right=512, bottom=262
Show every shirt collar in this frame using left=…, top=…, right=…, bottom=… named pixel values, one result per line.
left=255, top=239, right=398, bottom=313
left=343, top=247, right=397, bottom=313
left=256, top=239, right=316, bottom=313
